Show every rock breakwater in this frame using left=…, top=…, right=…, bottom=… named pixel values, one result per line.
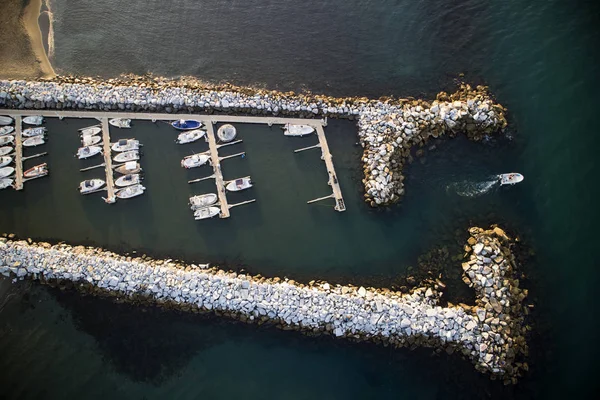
left=0, top=76, right=507, bottom=206
left=0, top=226, right=527, bottom=383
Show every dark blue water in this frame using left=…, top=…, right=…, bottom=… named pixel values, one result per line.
left=1, top=0, right=599, bottom=398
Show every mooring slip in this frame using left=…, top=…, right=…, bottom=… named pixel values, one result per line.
left=100, top=118, right=116, bottom=203
left=315, top=125, right=346, bottom=212
left=204, top=122, right=230, bottom=218
left=13, top=116, right=23, bottom=190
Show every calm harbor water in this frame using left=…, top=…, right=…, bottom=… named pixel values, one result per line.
left=1, top=0, right=598, bottom=398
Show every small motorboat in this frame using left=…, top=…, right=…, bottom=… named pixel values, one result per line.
left=116, top=184, right=145, bottom=199
left=176, top=129, right=205, bottom=144
left=23, top=116, right=44, bottom=125
left=283, top=124, right=315, bottom=136
left=0, top=126, right=14, bottom=136
left=24, top=163, right=48, bottom=179
left=22, top=127, right=47, bottom=137
left=194, top=206, right=220, bottom=220
left=77, top=145, right=102, bottom=159
left=226, top=177, right=252, bottom=192
left=80, top=126, right=102, bottom=136
left=22, top=136, right=45, bottom=147
left=0, top=166, right=15, bottom=178
left=113, top=150, right=139, bottom=163
left=0, top=156, right=12, bottom=168
left=499, top=173, right=524, bottom=186
left=181, top=153, right=210, bottom=169
left=0, top=116, right=13, bottom=126
left=109, top=118, right=131, bottom=128
left=112, top=138, right=140, bottom=152
left=114, top=161, right=141, bottom=175
left=217, top=124, right=237, bottom=142
left=82, top=135, right=102, bottom=146
left=115, top=173, right=142, bottom=187
left=79, top=179, right=105, bottom=194
left=172, top=119, right=203, bottom=130
left=189, top=193, right=218, bottom=210
left=0, top=146, right=13, bottom=156
left=0, top=135, right=14, bottom=146
left=0, top=177, right=14, bottom=190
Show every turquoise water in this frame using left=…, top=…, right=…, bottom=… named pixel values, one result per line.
left=1, top=0, right=599, bottom=398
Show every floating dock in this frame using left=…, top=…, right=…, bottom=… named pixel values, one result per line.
left=13, top=116, right=23, bottom=190
left=315, top=125, right=345, bottom=212
left=204, top=122, right=230, bottom=218
left=100, top=118, right=116, bottom=203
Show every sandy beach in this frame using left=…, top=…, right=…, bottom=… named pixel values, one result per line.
left=0, top=0, right=55, bottom=79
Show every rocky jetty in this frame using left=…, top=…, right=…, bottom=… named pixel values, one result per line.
left=0, top=76, right=507, bottom=206
left=0, top=226, right=527, bottom=383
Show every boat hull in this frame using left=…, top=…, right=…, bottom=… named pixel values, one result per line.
left=80, top=126, right=102, bottom=136
left=23, top=137, right=45, bottom=147
left=189, top=193, right=218, bottom=209
left=0, top=116, right=13, bottom=126
left=0, top=156, right=12, bottom=168
left=115, top=173, right=142, bottom=187
left=23, top=116, right=44, bottom=125
left=176, top=129, right=205, bottom=144
left=114, top=162, right=142, bottom=175
left=0, top=167, right=15, bottom=178
left=113, top=150, right=139, bottom=163
left=23, top=163, right=48, bottom=179
left=82, top=135, right=101, bottom=146
left=181, top=154, right=210, bottom=168
left=22, top=127, right=46, bottom=137
left=77, top=146, right=102, bottom=159
left=112, top=139, right=140, bottom=152
left=116, top=184, right=145, bottom=199
left=0, top=146, right=13, bottom=156
left=226, top=178, right=252, bottom=192
left=172, top=120, right=202, bottom=130
left=194, top=206, right=220, bottom=220
left=499, top=173, right=524, bottom=186
left=79, top=179, right=106, bottom=194
left=0, top=178, right=13, bottom=189
left=0, top=126, right=15, bottom=136
left=283, top=124, right=315, bottom=136
left=0, top=136, right=14, bottom=146
left=109, top=119, right=131, bottom=128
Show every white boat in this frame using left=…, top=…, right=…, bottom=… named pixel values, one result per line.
left=0, top=135, right=14, bottom=146
left=499, top=173, right=524, bottom=186
left=80, top=126, right=102, bottom=136
left=113, top=150, right=139, bottom=163
left=0, top=116, right=13, bottom=126
left=22, top=127, right=46, bottom=137
left=0, top=126, right=14, bottom=136
left=23, top=163, right=48, bottom=178
left=0, top=156, right=12, bottom=168
left=181, top=153, right=210, bottom=169
left=114, top=161, right=141, bottom=175
left=22, top=136, right=45, bottom=147
left=0, top=146, right=13, bottom=156
left=189, top=193, right=218, bottom=210
left=112, top=139, right=140, bottom=152
left=79, top=179, right=106, bottom=194
left=217, top=124, right=237, bottom=142
left=23, top=116, right=44, bottom=125
left=115, top=173, right=142, bottom=187
left=194, top=206, right=220, bottom=220
left=226, top=177, right=252, bottom=192
left=283, top=124, right=315, bottom=136
left=176, top=129, right=205, bottom=144
left=77, top=145, right=102, bottom=159
left=116, top=184, right=145, bottom=199
left=0, top=177, right=14, bottom=189
left=0, top=166, right=15, bottom=178
left=109, top=118, right=131, bottom=128
left=82, top=135, right=102, bottom=146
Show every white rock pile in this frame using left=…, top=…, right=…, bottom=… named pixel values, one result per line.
left=0, top=226, right=527, bottom=382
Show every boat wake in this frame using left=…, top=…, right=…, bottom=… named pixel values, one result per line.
left=445, top=177, right=500, bottom=198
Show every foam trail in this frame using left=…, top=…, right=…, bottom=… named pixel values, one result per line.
left=446, top=176, right=500, bottom=197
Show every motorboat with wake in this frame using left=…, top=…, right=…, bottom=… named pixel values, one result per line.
left=282, top=123, right=315, bottom=136
left=23, top=116, right=44, bottom=125
left=114, top=161, right=141, bottom=175
left=0, top=135, right=14, bottom=146
left=113, top=150, right=139, bottom=163
left=109, top=118, right=131, bottom=128
left=172, top=119, right=203, bottom=130
left=116, top=184, right=145, bottom=199
left=176, top=129, right=205, bottom=144
left=0, top=156, right=12, bottom=168
left=181, top=153, right=210, bottom=168
left=77, top=145, right=102, bottom=159
left=82, top=135, right=102, bottom=146
left=79, top=179, right=106, bottom=194
left=112, top=139, right=140, bottom=152
left=0, top=126, right=14, bottom=136
left=23, top=136, right=45, bottom=147
left=0, top=146, right=13, bottom=156
left=0, top=166, right=15, bottom=178
left=226, top=177, right=252, bottom=192
left=189, top=193, right=218, bottom=210
left=194, top=206, right=220, bottom=220
left=217, top=124, right=237, bottom=142
left=0, top=178, right=14, bottom=190
left=498, top=173, right=524, bottom=186
left=22, top=127, right=46, bottom=137
left=0, top=116, right=13, bottom=126
left=24, top=163, right=48, bottom=179
left=115, top=173, right=142, bottom=187
left=80, top=126, right=102, bottom=136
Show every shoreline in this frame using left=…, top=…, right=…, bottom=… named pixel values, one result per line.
left=22, top=0, right=55, bottom=78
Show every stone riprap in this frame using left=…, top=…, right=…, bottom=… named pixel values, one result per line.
left=0, top=226, right=527, bottom=383
left=0, top=77, right=507, bottom=206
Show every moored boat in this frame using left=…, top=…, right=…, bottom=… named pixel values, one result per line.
left=217, top=124, right=237, bottom=142
left=79, top=179, right=106, bottom=194
left=499, top=173, right=524, bottom=186
left=172, top=119, right=203, bottom=130
left=24, top=163, right=48, bottom=179
left=0, top=166, right=15, bottom=178
left=194, top=206, right=220, bottom=220
left=181, top=153, right=210, bottom=168
left=112, top=138, right=140, bottom=152
left=22, top=127, right=46, bottom=137
left=116, top=184, right=145, bottom=199
left=283, top=123, right=315, bottom=136
left=23, top=116, right=44, bottom=125
left=80, top=126, right=102, bottom=136
left=114, top=161, right=141, bottom=175
left=77, top=145, right=102, bottom=159
left=113, top=150, right=139, bottom=163
left=189, top=193, right=218, bottom=210
left=0, top=146, right=13, bottom=156
left=176, top=129, right=205, bottom=144
left=109, top=118, right=131, bottom=128
left=115, top=173, right=142, bottom=187
left=0, top=116, right=13, bottom=126
left=0, top=135, right=14, bottom=146
left=22, top=136, right=45, bottom=147
left=0, top=126, right=14, bottom=136
left=0, top=177, right=14, bottom=189
left=0, top=156, right=12, bottom=168
left=81, top=135, right=102, bottom=146
left=226, top=177, right=252, bottom=192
